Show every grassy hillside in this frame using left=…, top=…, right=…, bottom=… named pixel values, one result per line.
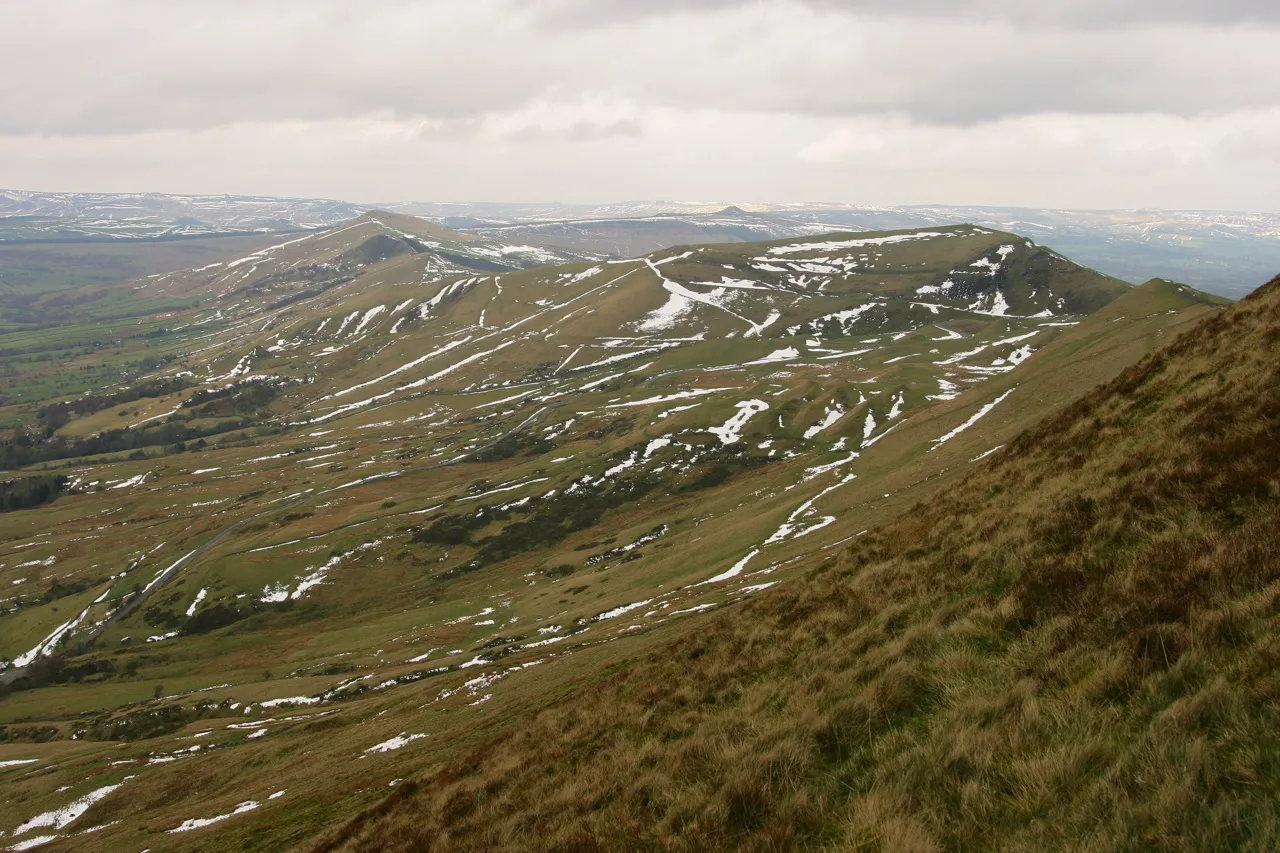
left=312, top=276, right=1280, bottom=852
left=0, top=219, right=1237, bottom=852
left=0, top=223, right=1138, bottom=671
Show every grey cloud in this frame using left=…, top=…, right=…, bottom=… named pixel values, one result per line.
left=0, top=1, right=548, bottom=135
left=6, top=106, right=1277, bottom=212
left=504, top=120, right=643, bottom=144
left=807, top=0, right=1280, bottom=25
left=1, top=0, right=1278, bottom=136
left=540, top=0, right=1280, bottom=26
left=610, top=15, right=1280, bottom=124
left=528, top=0, right=750, bottom=26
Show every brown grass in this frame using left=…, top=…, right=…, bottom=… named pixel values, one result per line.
left=307, top=276, right=1280, bottom=852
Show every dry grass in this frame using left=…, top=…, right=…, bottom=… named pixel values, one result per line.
left=304, top=275, right=1280, bottom=853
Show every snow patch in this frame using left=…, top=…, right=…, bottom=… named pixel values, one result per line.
left=168, top=800, right=261, bottom=834
left=930, top=389, right=1015, bottom=450
left=707, top=400, right=768, bottom=445
left=365, top=733, right=428, bottom=754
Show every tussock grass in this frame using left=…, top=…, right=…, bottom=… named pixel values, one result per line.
left=312, top=276, right=1280, bottom=852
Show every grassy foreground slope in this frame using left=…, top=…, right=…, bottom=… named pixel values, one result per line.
left=317, top=276, right=1280, bottom=852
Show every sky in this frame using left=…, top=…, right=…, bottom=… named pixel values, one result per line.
left=3, top=0, right=1279, bottom=210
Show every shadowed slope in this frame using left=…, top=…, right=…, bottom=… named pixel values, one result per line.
left=314, top=275, right=1280, bottom=852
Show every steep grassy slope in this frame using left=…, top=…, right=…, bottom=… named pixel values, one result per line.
left=311, top=277, right=1280, bottom=852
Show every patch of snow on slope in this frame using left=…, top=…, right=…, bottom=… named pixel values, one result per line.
left=602, top=452, right=640, bottom=478
left=767, top=231, right=950, bottom=255
left=168, top=800, right=261, bottom=833
left=290, top=539, right=384, bottom=599
left=260, top=583, right=289, bottom=603
left=696, top=276, right=770, bottom=290
left=769, top=469, right=857, bottom=541
left=708, top=400, right=769, bottom=445
left=654, top=251, right=693, bottom=266
left=637, top=289, right=695, bottom=332
left=566, top=266, right=603, bottom=284
left=930, top=388, right=1015, bottom=450
left=604, top=388, right=737, bottom=409
left=259, top=695, right=322, bottom=708
left=333, top=311, right=360, bottom=336
left=804, top=404, right=846, bottom=439
left=13, top=781, right=128, bottom=837
left=995, top=344, right=1035, bottom=367
left=971, top=444, right=1005, bottom=462
left=110, top=473, right=148, bottom=489
left=365, top=733, right=428, bottom=754
left=887, top=391, right=905, bottom=420
left=400, top=340, right=516, bottom=390
left=185, top=588, right=208, bottom=617
left=968, top=290, right=1012, bottom=316
left=351, top=305, right=386, bottom=336
left=643, top=259, right=765, bottom=334
left=0, top=759, right=38, bottom=768
left=698, top=549, right=759, bottom=585
left=644, top=437, right=672, bottom=457
left=596, top=599, right=655, bottom=620
left=746, top=310, right=782, bottom=337
left=11, top=589, right=104, bottom=667
left=322, top=337, right=471, bottom=401
left=802, top=453, right=860, bottom=481
left=570, top=343, right=684, bottom=373
left=747, top=347, right=799, bottom=365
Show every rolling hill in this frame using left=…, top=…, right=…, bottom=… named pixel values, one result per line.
left=0, top=209, right=599, bottom=349
left=0, top=214, right=1240, bottom=852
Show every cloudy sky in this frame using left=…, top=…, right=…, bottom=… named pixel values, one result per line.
left=3, top=0, right=1279, bottom=209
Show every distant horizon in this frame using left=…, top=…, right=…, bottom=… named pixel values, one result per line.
left=3, top=188, right=1279, bottom=217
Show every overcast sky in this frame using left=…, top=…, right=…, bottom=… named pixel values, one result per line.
left=3, top=0, right=1279, bottom=210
